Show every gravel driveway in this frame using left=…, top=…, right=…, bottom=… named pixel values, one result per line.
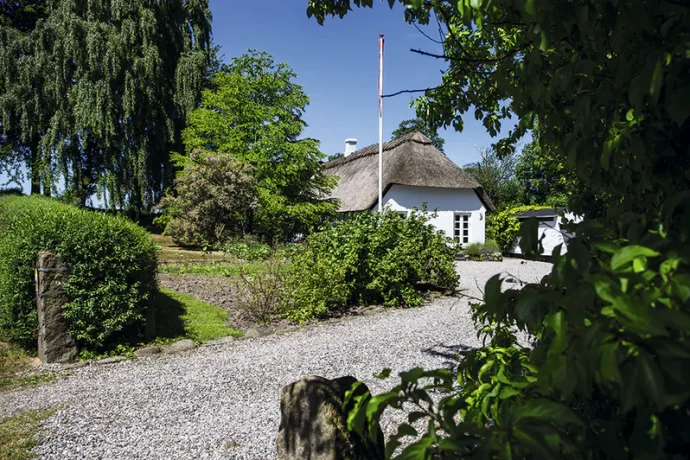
left=0, top=259, right=551, bottom=459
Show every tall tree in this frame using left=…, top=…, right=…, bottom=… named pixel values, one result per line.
left=391, top=117, right=445, bottom=151
left=515, top=134, right=577, bottom=208
left=0, top=0, right=46, bottom=32
left=0, top=0, right=212, bottom=209
left=181, top=50, right=338, bottom=241
left=308, top=1, right=690, bottom=458
left=463, top=148, right=522, bottom=211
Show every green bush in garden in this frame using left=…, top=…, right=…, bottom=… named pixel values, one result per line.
left=286, top=208, right=459, bottom=322
left=463, top=239, right=500, bottom=260
left=0, top=196, right=157, bottom=349
left=486, top=205, right=551, bottom=253
left=221, top=240, right=273, bottom=261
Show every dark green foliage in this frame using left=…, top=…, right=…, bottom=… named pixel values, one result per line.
left=159, top=150, right=258, bottom=247
left=486, top=205, right=550, bottom=253
left=287, top=209, right=459, bottom=322
left=0, top=187, right=22, bottom=196
left=515, top=132, right=578, bottom=208
left=0, top=196, right=157, bottom=349
left=391, top=118, right=445, bottom=152
left=0, top=0, right=46, bottom=33
left=0, top=0, right=212, bottom=208
left=326, top=152, right=344, bottom=161
left=307, top=0, right=690, bottom=458
left=463, top=148, right=522, bottom=211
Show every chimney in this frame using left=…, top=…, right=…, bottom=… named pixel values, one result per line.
left=344, top=138, right=357, bottom=157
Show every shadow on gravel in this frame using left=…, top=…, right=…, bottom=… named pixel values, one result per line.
left=422, top=343, right=475, bottom=368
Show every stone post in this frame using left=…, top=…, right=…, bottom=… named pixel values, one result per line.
left=276, top=375, right=385, bottom=460
left=36, top=251, right=78, bottom=363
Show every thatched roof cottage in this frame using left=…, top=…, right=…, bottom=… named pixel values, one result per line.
left=324, top=132, right=495, bottom=244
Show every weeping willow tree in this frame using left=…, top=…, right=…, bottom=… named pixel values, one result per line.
left=0, top=0, right=212, bottom=210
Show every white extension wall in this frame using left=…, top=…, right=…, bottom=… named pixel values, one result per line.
left=382, top=184, right=487, bottom=243
left=509, top=212, right=582, bottom=256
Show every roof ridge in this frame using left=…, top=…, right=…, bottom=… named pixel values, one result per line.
left=325, top=132, right=432, bottom=168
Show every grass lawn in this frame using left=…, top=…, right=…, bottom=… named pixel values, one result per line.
left=158, top=260, right=291, bottom=277
left=155, top=288, right=243, bottom=343
left=0, top=409, right=55, bottom=460
left=0, top=343, right=54, bottom=394
left=153, top=234, right=232, bottom=264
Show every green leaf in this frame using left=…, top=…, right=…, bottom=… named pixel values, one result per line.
left=638, top=353, right=666, bottom=409
left=544, top=311, right=567, bottom=356
left=499, top=385, right=522, bottom=399
left=516, top=399, right=584, bottom=426
left=593, top=274, right=617, bottom=302
left=649, top=59, right=663, bottom=101
left=600, top=343, right=623, bottom=384
left=611, top=245, right=660, bottom=271
left=366, top=391, right=399, bottom=430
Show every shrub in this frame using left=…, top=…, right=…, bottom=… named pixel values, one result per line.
left=221, top=238, right=272, bottom=261
left=486, top=205, right=551, bottom=253
left=230, top=258, right=290, bottom=323
left=158, top=150, right=259, bottom=247
left=0, top=196, right=157, bottom=349
left=286, top=209, right=459, bottom=322
left=463, top=239, right=501, bottom=260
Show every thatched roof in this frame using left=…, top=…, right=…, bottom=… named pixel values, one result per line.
left=324, top=132, right=496, bottom=212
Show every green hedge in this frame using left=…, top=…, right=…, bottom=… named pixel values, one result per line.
left=287, top=209, right=459, bottom=322
left=486, top=205, right=551, bottom=253
left=0, top=196, right=157, bottom=349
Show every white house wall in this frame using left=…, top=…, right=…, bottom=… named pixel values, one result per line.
left=382, top=184, right=486, bottom=244
left=510, top=213, right=582, bottom=256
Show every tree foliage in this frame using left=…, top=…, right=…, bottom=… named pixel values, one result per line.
left=391, top=118, right=445, bottom=152
left=516, top=131, right=578, bottom=208
left=181, top=50, right=338, bottom=241
left=0, top=0, right=212, bottom=209
left=0, top=0, right=46, bottom=33
left=159, top=150, right=258, bottom=247
left=463, top=148, right=522, bottom=211
left=308, top=0, right=690, bottom=458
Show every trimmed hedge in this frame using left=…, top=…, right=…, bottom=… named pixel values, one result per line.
left=0, top=196, right=157, bottom=349
left=287, top=209, right=459, bottom=322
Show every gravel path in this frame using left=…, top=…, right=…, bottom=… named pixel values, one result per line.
left=0, top=259, right=551, bottom=460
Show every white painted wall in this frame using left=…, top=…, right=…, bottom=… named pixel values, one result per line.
left=381, top=184, right=486, bottom=244
left=510, top=212, right=583, bottom=256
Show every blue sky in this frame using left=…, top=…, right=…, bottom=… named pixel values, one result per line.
left=2, top=1, right=521, bottom=193
left=211, top=0, right=512, bottom=164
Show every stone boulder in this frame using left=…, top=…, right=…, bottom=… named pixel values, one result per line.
left=161, top=339, right=195, bottom=354
left=36, top=252, right=78, bottom=364
left=276, top=376, right=384, bottom=460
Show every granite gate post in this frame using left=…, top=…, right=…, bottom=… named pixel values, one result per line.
left=36, top=251, right=78, bottom=363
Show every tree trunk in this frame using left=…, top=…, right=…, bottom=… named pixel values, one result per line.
left=42, top=149, right=51, bottom=197
left=30, top=138, right=40, bottom=195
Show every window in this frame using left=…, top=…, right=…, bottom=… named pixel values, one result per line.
left=454, top=213, right=470, bottom=244
left=397, top=211, right=407, bottom=218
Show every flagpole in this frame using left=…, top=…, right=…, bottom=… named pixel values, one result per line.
left=378, top=34, right=384, bottom=212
